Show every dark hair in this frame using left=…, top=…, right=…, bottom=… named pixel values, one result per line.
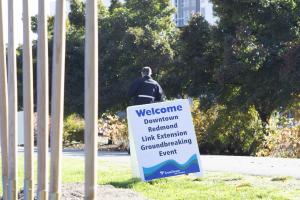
left=141, top=66, right=152, bottom=76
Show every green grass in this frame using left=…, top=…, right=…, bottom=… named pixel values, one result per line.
left=1, top=156, right=300, bottom=200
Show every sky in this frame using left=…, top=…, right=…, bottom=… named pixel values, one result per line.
left=2, top=0, right=53, bottom=44
left=2, top=0, right=111, bottom=45
left=103, top=0, right=111, bottom=6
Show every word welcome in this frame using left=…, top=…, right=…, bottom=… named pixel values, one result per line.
left=135, top=105, right=183, bottom=117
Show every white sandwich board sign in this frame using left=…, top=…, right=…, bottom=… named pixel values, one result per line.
left=127, top=99, right=203, bottom=181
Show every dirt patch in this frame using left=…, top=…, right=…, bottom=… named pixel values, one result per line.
left=61, top=183, right=148, bottom=200
left=64, top=144, right=128, bottom=152
left=13, top=183, right=148, bottom=200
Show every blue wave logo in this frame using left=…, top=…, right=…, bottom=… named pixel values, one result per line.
left=143, top=154, right=200, bottom=181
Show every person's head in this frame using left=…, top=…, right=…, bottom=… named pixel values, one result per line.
left=141, top=66, right=152, bottom=77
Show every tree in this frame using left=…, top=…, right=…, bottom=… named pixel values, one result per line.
left=62, top=0, right=177, bottom=114
left=98, top=0, right=177, bottom=111
left=18, top=0, right=176, bottom=115
left=109, top=0, right=122, bottom=13
left=162, top=15, right=220, bottom=108
left=64, top=0, right=108, bottom=115
left=211, top=0, right=300, bottom=128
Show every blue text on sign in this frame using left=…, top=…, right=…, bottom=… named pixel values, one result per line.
left=135, top=105, right=183, bottom=117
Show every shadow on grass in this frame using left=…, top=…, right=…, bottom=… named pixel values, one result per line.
left=108, top=178, right=141, bottom=189
left=109, top=177, right=171, bottom=189
left=271, top=176, right=292, bottom=182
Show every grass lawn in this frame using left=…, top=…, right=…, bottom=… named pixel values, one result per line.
left=1, top=156, right=300, bottom=200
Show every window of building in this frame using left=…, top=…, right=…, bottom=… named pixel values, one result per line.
left=182, top=0, right=189, bottom=8
left=200, top=7, right=206, bottom=18
left=190, top=0, right=196, bottom=8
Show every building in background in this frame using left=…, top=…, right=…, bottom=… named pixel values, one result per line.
left=172, top=0, right=216, bottom=27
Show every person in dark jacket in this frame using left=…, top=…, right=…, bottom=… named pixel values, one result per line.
left=128, top=66, right=164, bottom=105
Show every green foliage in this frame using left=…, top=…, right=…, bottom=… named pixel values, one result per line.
left=192, top=100, right=264, bottom=155
left=14, top=0, right=300, bottom=155
left=109, top=0, right=123, bottom=13
left=68, top=0, right=86, bottom=29
left=163, top=15, right=220, bottom=99
left=62, top=0, right=108, bottom=115
left=99, top=0, right=177, bottom=111
left=5, top=157, right=300, bottom=199
left=207, top=107, right=264, bottom=155
left=31, top=15, right=55, bottom=38
left=63, top=114, right=85, bottom=145
left=211, top=0, right=300, bottom=125
left=62, top=0, right=177, bottom=114
left=192, top=100, right=219, bottom=146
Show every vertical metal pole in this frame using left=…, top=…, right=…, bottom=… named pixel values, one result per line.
left=7, top=0, right=18, bottom=199
left=49, top=0, right=66, bottom=199
left=37, top=0, right=49, bottom=199
left=84, top=0, right=98, bottom=199
left=23, top=0, right=34, bottom=199
left=0, top=0, right=9, bottom=199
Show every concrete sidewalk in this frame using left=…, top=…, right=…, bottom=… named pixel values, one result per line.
left=62, top=150, right=300, bottom=178
left=18, top=148, right=300, bottom=179
left=200, top=155, right=300, bottom=179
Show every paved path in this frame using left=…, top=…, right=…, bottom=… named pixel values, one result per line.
left=63, top=150, right=300, bottom=179
left=200, top=155, right=300, bottom=179
left=18, top=148, right=300, bottom=179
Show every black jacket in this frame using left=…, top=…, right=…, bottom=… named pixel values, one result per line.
left=128, top=76, right=164, bottom=105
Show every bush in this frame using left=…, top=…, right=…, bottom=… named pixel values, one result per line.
left=192, top=100, right=219, bottom=149
left=257, top=105, right=300, bottom=158
left=98, top=113, right=129, bottom=149
left=257, top=124, right=300, bottom=158
left=63, top=114, right=85, bottom=145
left=62, top=112, right=128, bottom=149
left=192, top=100, right=265, bottom=155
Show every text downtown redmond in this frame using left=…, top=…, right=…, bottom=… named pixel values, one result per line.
left=134, top=104, right=193, bottom=157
